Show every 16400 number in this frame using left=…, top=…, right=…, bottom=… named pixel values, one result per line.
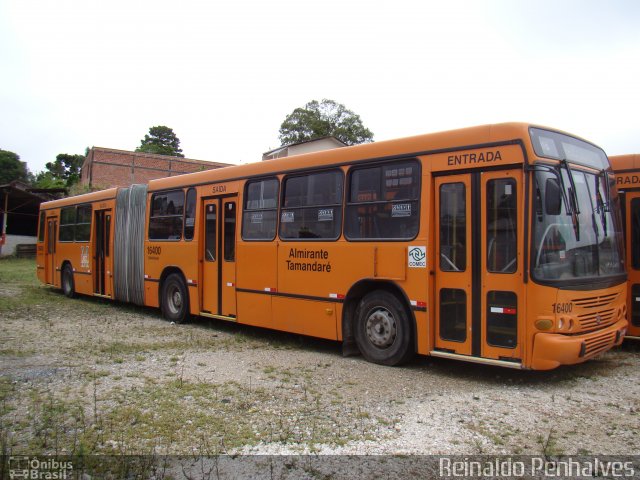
left=147, top=246, right=162, bottom=256
left=552, top=302, right=573, bottom=314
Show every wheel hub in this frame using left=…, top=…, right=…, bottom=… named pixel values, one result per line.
left=365, top=308, right=396, bottom=348
left=173, top=291, right=182, bottom=307
left=167, top=286, right=182, bottom=314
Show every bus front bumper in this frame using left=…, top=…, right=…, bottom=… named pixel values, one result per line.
left=530, top=319, right=627, bottom=370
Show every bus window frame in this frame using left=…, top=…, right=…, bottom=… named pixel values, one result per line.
left=59, top=206, right=76, bottom=243
left=184, top=187, right=197, bottom=242
left=344, top=159, right=421, bottom=242
left=38, top=211, right=46, bottom=242
left=241, top=177, right=280, bottom=242
left=278, top=168, right=344, bottom=242
left=149, top=189, right=185, bottom=242
left=75, top=204, right=92, bottom=242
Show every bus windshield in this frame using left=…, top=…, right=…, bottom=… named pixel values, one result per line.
left=532, top=167, right=625, bottom=285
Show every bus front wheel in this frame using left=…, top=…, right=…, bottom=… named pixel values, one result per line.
left=161, top=273, right=190, bottom=324
left=354, top=290, right=414, bottom=366
left=62, top=264, right=76, bottom=298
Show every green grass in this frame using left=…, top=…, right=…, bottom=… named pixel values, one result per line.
left=0, top=257, right=107, bottom=315
left=0, top=257, right=39, bottom=284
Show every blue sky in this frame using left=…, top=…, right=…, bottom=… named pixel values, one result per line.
left=1, top=0, right=639, bottom=173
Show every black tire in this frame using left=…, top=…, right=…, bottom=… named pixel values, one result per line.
left=61, top=264, right=76, bottom=298
left=354, top=290, right=414, bottom=366
left=161, top=273, right=190, bottom=323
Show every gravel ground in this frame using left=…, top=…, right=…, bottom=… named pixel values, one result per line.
left=1, top=259, right=639, bottom=460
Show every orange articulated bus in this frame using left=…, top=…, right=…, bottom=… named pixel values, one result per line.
left=609, top=154, right=640, bottom=339
left=36, top=123, right=628, bottom=370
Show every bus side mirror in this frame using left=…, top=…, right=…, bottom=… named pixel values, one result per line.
left=545, top=178, right=562, bottom=216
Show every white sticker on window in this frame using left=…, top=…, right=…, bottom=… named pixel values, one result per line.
left=318, top=209, right=333, bottom=222
left=392, top=203, right=412, bottom=217
left=281, top=211, right=294, bottom=223
left=251, top=212, right=263, bottom=224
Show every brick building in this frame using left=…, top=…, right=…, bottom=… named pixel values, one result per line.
left=80, top=147, right=230, bottom=189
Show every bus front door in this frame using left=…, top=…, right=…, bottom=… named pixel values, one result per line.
left=201, top=197, right=237, bottom=320
left=45, top=217, right=57, bottom=286
left=434, top=170, right=523, bottom=363
left=94, top=209, right=112, bottom=297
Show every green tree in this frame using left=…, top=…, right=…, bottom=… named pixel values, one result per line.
left=136, top=126, right=184, bottom=157
left=35, top=153, right=85, bottom=189
left=278, top=99, right=374, bottom=146
left=0, top=149, right=29, bottom=184
left=33, top=171, right=67, bottom=189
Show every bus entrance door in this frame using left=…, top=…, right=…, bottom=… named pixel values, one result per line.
left=201, top=196, right=237, bottom=320
left=45, top=217, right=57, bottom=286
left=94, top=209, right=112, bottom=297
left=434, top=171, right=522, bottom=363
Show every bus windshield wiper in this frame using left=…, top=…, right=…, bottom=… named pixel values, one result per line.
left=559, top=159, right=580, bottom=241
left=597, top=170, right=609, bottom=236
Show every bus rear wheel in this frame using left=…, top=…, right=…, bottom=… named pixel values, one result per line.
left=161, top=273, right=190, bottom=324
left=62, top=264, right=76, bottom=298
left=354, top=290, right=414, bottom=366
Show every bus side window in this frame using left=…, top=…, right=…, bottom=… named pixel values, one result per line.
left=38, top=211, right=45, bottom=242
left=149, top=190, right=185, bottom=241
left=345, top=160, right=420, bottom=240
left=75, top=204, right=92, bottom=242
left=242, top=178, right=278, bottom=241
left=59, top=207, right=75, bottom=242
left=279, top=171, right=343, bottom=240
left=184, top=188, right=196, bottom=241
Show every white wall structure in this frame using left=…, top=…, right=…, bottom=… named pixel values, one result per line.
left=0, top=235, right=37, bottom=257
left=262, top=137, right=346, bottom=161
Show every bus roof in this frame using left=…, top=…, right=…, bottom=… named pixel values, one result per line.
left=40, top=122, right=592, bottom=207
left=609, top=154, right=640, bottom=172
left=40, top=187, right=119, bottom=210
left=147, top=122, right=541, bottom=192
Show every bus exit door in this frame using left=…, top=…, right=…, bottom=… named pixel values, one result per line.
left=434, top=170, right=523, bottom=363
left=201, top=196, right=237, bottom=320
left=94, top=209, right=112, bottom=297
left=45, top=217, right=57, bottom=286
